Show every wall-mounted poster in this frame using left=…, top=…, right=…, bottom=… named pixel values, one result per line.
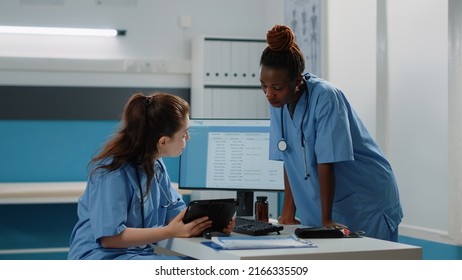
left=285, top=0, right=321, bottom=75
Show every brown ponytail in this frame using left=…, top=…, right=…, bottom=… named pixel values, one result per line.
left=90, top=92, right=189, bottom=195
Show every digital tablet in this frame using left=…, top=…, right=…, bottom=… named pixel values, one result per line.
left=182, top=198, right=239, bottom=231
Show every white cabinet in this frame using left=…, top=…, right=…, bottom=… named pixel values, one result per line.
left=191, top=36, right=269, bottom=119
left=189, top=36, right=278, bottom=218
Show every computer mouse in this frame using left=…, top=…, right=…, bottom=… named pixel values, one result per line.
left=202, top=231, right=230, bottom=240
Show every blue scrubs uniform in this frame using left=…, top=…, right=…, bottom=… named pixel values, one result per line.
left=269, top=73, right=403, bottom=241
left=68, top=158, right=186, bottom=259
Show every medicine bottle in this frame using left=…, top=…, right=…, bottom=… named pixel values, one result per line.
left=255, top=196, right=269, bottom=222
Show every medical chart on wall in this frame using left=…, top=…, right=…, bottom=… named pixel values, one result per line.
left=284, top=0, right=321, bottom=75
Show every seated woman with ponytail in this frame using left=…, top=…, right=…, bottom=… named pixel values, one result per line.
left=68, top=92, right=234, bottom=260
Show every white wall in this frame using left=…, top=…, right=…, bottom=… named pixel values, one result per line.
left=326, top=0, right=377, bottom=137
left=328, top=0, right=453, bottom=244
left=0, top=0, right=283, bottom=88
left=387, top=0, right=449, bottom=241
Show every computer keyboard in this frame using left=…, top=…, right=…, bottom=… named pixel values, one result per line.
left=233, top=217, right=284, bottom=236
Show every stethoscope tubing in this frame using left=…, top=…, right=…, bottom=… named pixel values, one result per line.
left=278, top=76, right=311, bottom=180
left=136, top=159, right=180, bottom=227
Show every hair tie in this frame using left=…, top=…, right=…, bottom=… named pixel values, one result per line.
left=145, top=96, right=153, bottom=106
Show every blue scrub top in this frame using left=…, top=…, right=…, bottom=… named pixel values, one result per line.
left=269, top=73, right=403, bottom=241
left=68, top=158, right=186, bottom=260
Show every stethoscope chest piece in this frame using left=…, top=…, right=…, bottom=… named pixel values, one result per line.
left=277, top=75, right=311, bottom=180
left=278, top=139, right=288, bottom=152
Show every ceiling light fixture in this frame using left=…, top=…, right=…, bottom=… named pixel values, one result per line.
left=0, top=25, right=126, bottom=37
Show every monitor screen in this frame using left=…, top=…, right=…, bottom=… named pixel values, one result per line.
left=179, top=119, right=284, bottom=215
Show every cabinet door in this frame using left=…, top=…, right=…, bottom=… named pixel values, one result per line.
left=203, top=88, right=268, bottom=119
left=193, top=37, right=267, bottom=118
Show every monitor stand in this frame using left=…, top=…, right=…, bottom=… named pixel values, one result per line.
left=236, top=190, right=253, bottom=217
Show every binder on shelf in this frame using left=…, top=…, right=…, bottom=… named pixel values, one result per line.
left=203, top=40, right=214, bottom=85
left=230, top=41, right=242, bottom=85
left=248, top=41, right=266, bottom=85
left=220, top=41, right=232, bottom=84
left=192, top=36, right=269, bottom=119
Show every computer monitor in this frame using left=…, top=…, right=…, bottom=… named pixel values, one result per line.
left=179, top=119, right=284, bottom=216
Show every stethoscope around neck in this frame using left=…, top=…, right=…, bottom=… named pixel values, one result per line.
left=135, top=159, right=180, bottom=228
left=278, top=77, right=311, bottom=180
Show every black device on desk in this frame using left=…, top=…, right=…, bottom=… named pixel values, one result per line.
left=182, top=198, right=239, bottom=232
left=232, top=217, right=284, bottom=236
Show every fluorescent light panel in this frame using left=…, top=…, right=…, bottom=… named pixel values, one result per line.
left=0, top=25, right=125, bottom=37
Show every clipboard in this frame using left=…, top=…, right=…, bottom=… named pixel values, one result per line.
left=202, top=235, right=316, bottom=250
left=182, top=198, right=239, bottom=231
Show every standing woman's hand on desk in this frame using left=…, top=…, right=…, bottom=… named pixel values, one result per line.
left=167, top=209, right=213, bottom=237
left=278, top=215, right=301, bottom=225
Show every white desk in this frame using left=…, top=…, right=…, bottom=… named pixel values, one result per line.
left=156, top=225, right=422, bottom=260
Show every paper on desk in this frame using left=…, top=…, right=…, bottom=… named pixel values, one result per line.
left=210, top=234, right=315, bottom=250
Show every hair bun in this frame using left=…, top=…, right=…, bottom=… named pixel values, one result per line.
left=267, top=25, right=296, bottom=51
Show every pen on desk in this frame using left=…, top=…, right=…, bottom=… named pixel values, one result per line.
left=291, top=234, right=312, bottom=245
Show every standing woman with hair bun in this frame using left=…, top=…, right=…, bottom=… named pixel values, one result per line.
left=68, top=92, right=232, bottom=259
left=260, top=25, right=403, bottom=241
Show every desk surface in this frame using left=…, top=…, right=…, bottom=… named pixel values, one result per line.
left=156, top=225, right=422, bottom=260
